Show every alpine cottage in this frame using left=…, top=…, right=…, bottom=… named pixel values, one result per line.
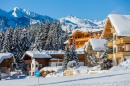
left=101, top=14, right=130, bottom=66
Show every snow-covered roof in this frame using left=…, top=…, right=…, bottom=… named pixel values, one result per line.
left=70, top=28, right=103, bottom=36
left=63, top=40, right=70, bottom=44
left=108, top=14, right=130, bottom=36
left=45, top=50, right=65, bottom=54
left=50, top=58, right=63, bottom=60
left=0, top=53, right=14, bottom=63
left=24, top=51, right=52, bottom=58
left=89, top=38, right=107, bottom=51
left=75, top=46, right=86, bottom=54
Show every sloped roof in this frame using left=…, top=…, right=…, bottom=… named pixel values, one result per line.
left=24, top=51, right=52, bottom=59
left=108, top=14, right=130, bottom=36
left=89, top=38, right=107, bottom=51
left=0, top=53, right=14, bottom=63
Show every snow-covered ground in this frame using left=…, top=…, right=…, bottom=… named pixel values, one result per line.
left=1, top=59, right=130, bottom=86
left=0, top=71, right=130, bottom=86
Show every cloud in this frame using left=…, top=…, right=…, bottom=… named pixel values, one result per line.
left=111, top=7, right=128, bottom=14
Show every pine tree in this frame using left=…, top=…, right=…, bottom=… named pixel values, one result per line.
left=52, top=21, right=63, bottom=50
left=20, top=28, right=31, bottom=53
left=71, top=41, right=79, bottom=67
left=44, top=21, right=64, bottom=50
left=12, top=28, right=23, bottom=60
left=44, top=21, right=56, bottom=50
left=40, top=21, right=50, bottom=49
left=2, top=27, right=13, bottom=53
left=63, top=45, right=70, bottom=70
left=30, top=29, right=42, bottom=51
left=0, top=29, right=4, bottom=52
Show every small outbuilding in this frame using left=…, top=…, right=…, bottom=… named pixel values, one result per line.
left=85, top=38, right=107, bottom=66
left=0, top=53, right=15, bottom=78
left=22, top=51, right=52, bottom=76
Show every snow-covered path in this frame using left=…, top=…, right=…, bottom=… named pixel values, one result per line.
left=1, top=71, right=130, bottom=86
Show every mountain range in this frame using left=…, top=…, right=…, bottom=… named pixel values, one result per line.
left=0, top=7, right=105, bottom=31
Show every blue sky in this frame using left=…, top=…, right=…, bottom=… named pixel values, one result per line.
left=0, top=0, right=130, bottom=20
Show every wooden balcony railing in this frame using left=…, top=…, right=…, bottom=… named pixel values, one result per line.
left=115, top=37, right=130, bottom=45
left=115, top=52, right=130, bottom=59
left=75, top=38, right=89, bottom=42
left=107, top=54, right=113, bottom=60
left=107, top=41, right=113, bottom=48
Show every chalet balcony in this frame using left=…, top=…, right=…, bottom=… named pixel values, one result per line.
left=108, top=52, right=130, bottom=60
left=107, top=54, right=113, bottom=60
left=115, top=52, right=130, bottom=59
left=107, top=41, right=113, bottom=48
left=115, top=37, right=130, bottom=45
left=75, top=38, right=89, bottom=42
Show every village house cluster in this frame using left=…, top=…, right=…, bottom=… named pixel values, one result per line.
left=0, top=14, right=130, bottom=78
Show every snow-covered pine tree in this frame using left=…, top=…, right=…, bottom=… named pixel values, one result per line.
left=2, top=27, right=13, bottom=53
left=44, top=21, right=56, bottom=50
left=20, top=28, right=31, bottom=53
left=29, top=25, right=39, bottom=46
left=30, top=29, right=42, bottom=51
left=40, top=20, right=50, bottom=50
left=70, top=41, right=79, bottom=67
left=53, top=21, right=63, bottom=50
left=44, top=21, right=64, bottom=50
left=63, top=45, right=70, bottom=70
left=12, top=27, right=23, bottom=60
left=0, top=29, right=4, bottom=52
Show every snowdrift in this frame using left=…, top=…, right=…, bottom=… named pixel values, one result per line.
left=110, top=59, right=130, bottom=71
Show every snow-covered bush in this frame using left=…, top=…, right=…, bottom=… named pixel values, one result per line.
left=67, top=60, right=78, bottom=69
left=118, top=59, right=130, bottom=70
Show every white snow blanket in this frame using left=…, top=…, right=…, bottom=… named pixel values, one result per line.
left=89, top=38, right=106, bottom=51
left=1, top=73, right=9, bottom=79
left=118, top=59, right=130, bottom=70
left=40, top=66, right=63, bottom=72
left=0, top=53, right=14, bottom=63
left=24, top=51, right=52, bottom=58
left=110, top=59, right=130, bottom=71
left=1, top=71, right=130, bottom=86
left=108, top=14, right=130, bottom=36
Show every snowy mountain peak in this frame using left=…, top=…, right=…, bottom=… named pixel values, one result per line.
left=59, top=15, right=105, bottom=31
left=0, top=7, right=105, bottom=32
left=12, top=7, right=35, bottom=17
left=13, top=7, right=20, bottom=11
left=0, top=7, right=54, bottom=30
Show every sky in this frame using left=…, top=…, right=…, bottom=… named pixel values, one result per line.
left=0, top=0, right=130, bottom=20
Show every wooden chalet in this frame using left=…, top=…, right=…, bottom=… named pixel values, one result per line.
left=101, top=14, right=130, bottom=66
left=22, top=51, right=52, bottom=76
left=68, top=29, right=103, bottom=49
left=68, top=30, right=91, bottom=48
left=0, top=53, right=15, bottom=77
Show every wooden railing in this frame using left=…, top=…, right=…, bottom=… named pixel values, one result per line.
left=115, top=52, right=130, bottom=59
left=107, top=41, right=113, bottom=48
left=107, top=54, right=113, bottom=60
left=115, top=39, right=121, bottom=45
left=75, top=38, right=89, bottom=42
left=115, top=37, right=130, bottom=45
